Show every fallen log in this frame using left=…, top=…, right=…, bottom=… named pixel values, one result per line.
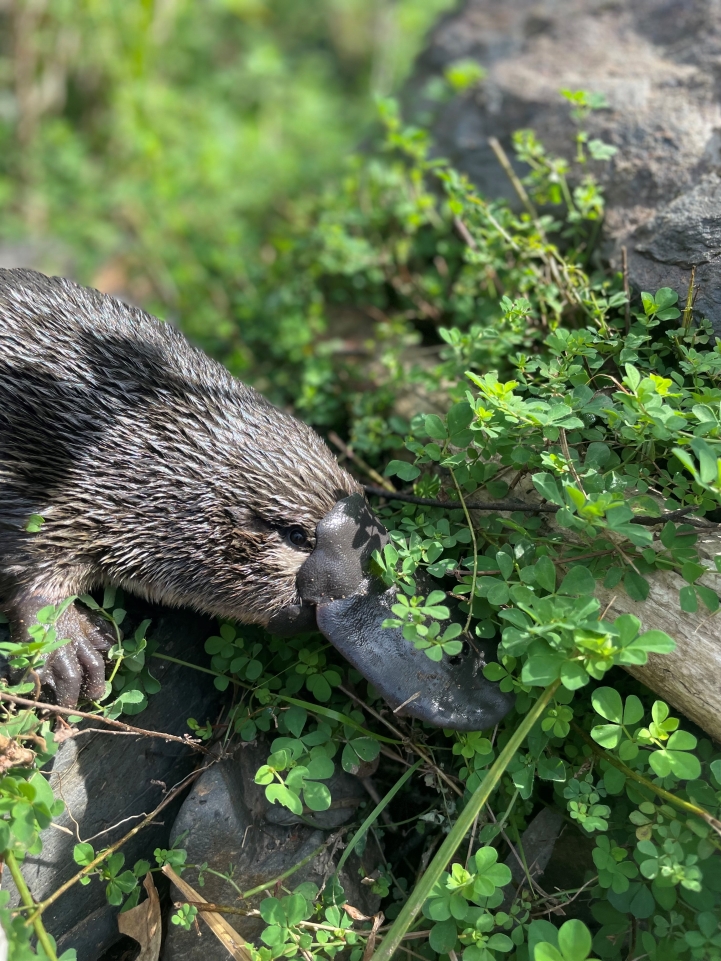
left=596, top=527, right=721, bottom=744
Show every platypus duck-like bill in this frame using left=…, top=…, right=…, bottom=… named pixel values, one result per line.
left=269, top=493, right=513, bottom=732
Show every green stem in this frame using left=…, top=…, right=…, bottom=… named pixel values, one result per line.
left=151, top=652, right=250, bottom=689
left=450, top=468, right=478, bottom=636
left=337, top=759, right=423, bottom=874
left=241, top=840, right=329, bottom=898
left=572, top=723, right=721, bottom=841
left=6, top=851, right=58, bottom=960
left=184, top=840, right=330, bottom=901
left=370, top=680, right=560, bottom=961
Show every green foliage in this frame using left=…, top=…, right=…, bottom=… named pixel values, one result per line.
left=381, top=589, right=463, bottom=660
left=180, top=100, right=721, bottom=961
left=254, top=732, right=336, bottom=814
left=170, top=903, right=198, bottom=931
left=533, top=919, right=599, bottom=961
left=422, top=846, right=515, bottom=957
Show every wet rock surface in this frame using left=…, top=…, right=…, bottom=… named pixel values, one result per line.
left=407, top=0, right=721, bottom=327
left=2, top=605, right=223, bottom=961
left=162, top=740, right=381, bottom=961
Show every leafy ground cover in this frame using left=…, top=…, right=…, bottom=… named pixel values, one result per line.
left=2, top=70, right=721, bottom=961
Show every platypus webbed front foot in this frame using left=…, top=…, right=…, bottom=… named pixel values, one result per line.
left=9, top=593, right=114, bottom=706
left=293, top=493, right=514, bottom=732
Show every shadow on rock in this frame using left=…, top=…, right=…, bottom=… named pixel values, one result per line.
left=162, top=738, right=382, bottom=960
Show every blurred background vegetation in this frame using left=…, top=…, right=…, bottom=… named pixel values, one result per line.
left=0, top=0, right=454, bottom=391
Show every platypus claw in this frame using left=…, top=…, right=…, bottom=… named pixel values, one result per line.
left=10, top=595, right=113, bottom=706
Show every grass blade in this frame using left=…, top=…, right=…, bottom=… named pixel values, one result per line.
left=370, top=681, right=560, bottom=961
left=337, top=758, right=423, bottom=874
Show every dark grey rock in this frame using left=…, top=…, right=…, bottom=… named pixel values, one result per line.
left=162, top=739, right=381, bottom=961
left=504, top=807, right=564, bottom=887
left=499, top=807, right=563, bottom=912
left=1, top=605, right=223, bottom=961
left=407, top=0, right=721, bottom=328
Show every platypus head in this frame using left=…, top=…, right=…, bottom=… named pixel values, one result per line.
left=214, top=396, right=361, bottom=626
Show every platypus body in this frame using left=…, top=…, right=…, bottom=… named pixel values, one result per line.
left=0, top=269, right=512, bottom=730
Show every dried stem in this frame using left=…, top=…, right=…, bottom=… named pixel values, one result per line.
left=682, top=265, right=697, bottom=332
left=559, top=428, right=586, bottom=495
left=0, top=691, right=213, bottom=755
left=621, top=245, right=631, bottom=334
left=488, top=137, right=538, bottom=220
left=328, top=432, right=395, bottom=492
left=452, top=216, right=477, bottom=251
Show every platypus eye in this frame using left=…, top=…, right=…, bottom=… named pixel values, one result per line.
left=286, top=526, right=310, bottom=549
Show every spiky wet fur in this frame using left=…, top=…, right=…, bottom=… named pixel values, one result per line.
left=0, top=269, right=360, bottom=625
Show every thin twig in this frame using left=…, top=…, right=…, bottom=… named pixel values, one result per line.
left=487, top=802, right=553, bottom=905
left=392, top=691, right=421, bottom=714
left=363, top=485, right=701, bottom=526
left=378, top=745, right=414, bottom=768
left=328, top=432, right=394, bottom=492
left=682, top=265, right=697, bottom=332
left=452, top=216, right=477, bottom=251
left=468, top=195, right=520, bottom=250
left=559, top=429, right=586, bottom=496
left=361, top=778, right=394, bottom=829
left=621, top=246, right=631, bottom=335
left=599, top=596, right=618, bottom=620
left=338, top=685, right=463, bottom=798
left=450, top=468, right=478, bottom=634
left=616, top=543, right=641, bottom=576
left=338, top=684, right=407, bottom=742
left=464, top=812, right=480, bottom=870
left=533, top=874, right=598, bottom=916
left=0, top=691, right=214, bottom=755
left=365, top=486, right=558, bottom=512
left=488, top=137, right=538, bottom=220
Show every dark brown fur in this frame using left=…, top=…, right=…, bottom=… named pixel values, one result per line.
left=0, top=269, right=359, bottom=629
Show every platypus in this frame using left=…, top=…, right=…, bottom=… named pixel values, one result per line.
left=0, top=269, right=511, bottom=730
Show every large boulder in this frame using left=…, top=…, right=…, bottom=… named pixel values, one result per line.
left=162, top=739, right=381, bottom=961
left=407, top=0, right=721, bottom=327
